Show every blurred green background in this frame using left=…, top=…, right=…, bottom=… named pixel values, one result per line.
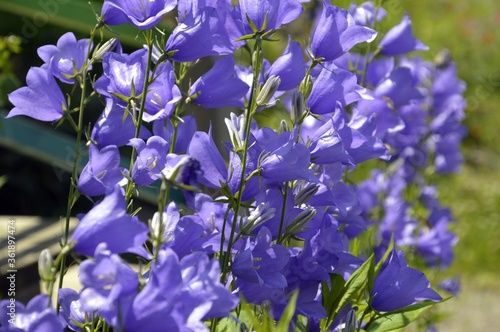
left=0, top=0, right=499, bottom=330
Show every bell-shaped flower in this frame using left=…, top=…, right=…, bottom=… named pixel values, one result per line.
left=189, top=56, right=249, bottom=108
left=233, top=227, right=290, bottom=288
left=259, top=130, right=317, bottom=184
left=144, top=61, right=181, bottom=122
left=72, top=186, right=149, bottom=257
left=37, top=32, right=91, bottom=84
left=78, top=143, right=126, bottom=196
left=238, top=0, right=303, bottom=34
left=166, top=7, right=234, bottom=62
left=94, top=49, right=148, bottom=102
left=79, top=244, right=139, bottom=327
left=58, top=288, right=89, bottom=331
left=371, top=249, right=442, bottom=312
left=188, top=127, right=227, bottom=188
left=102, top=0, right=177, bottom=30
left=153, top=115, right=197, bottom=153
left=307, top=66, right=371, bottom=115
left=310, top=1, right=376, bottom=61
left=7, top=67, right=67, bottom=122
left=91, top=98, right=151, bottom=149
left=266, top=36, right=307, bottom=91
left=379, top=13, right=428, bottom=56
left=0, top=295, right=64, bottom=331
left=129, top=136, right=169, bottom=186
left=349, top=1, right=387, bottom=26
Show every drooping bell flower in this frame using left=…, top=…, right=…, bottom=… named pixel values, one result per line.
left=189, top=56, right=249, bottom=108
left=94, top=49, right=148, bottom=102
left=37, top=32, right=91, bottom=84
left=349, top=1, right=387, bottom=27
left=371, top=249, right=442, bottom=312
left=266, top=35, right=307, bottom=91
left=238, top=0, right=303, bottom=34
left=7, top=67, right=67, bottom=122
left=72, top=186, right=149, bottom=257
left=166, top=7, right=234, bottom=62
left=128, top=136, right=169, bottom=186
left=79, top=244, right=139, bottom=328
left=307, top=66, right=371, bottom=115
left=78, top=143, right=126, bottom=196
left=91, top=98, right=151, bottom=149
left=143, top=61, right=181, bottom=122
left=379, top=13, right=428, bottom=56
left=310, top=1, right=376, bottom=61
left=0, top=295, right=64, bottom=331
left=102, top=0, right=177, bottom=30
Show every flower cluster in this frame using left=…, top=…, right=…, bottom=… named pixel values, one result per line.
left=3, top=0, right=465, bottom=331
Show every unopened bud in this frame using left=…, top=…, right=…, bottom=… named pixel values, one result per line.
left=150, top=211, right=167, bottom=242
left=291, top=90, right=305, bottom=125
left=286, top=207, right=316, bottom=235
left=93, top=38, right=118, bottom=61
left=294, top=183, right=319, bottom=206
left=243, top=202, right=276, bottom=233
left=299, top=74, right=313, bottom=99
left=225, top=113, right=245, bottom=149
left=344, top=308, right=357, bottom=332
left=256, top=75, right=281, bottom=106
left=38, top=249, right=53, bottom=281
left=279, top=119, right=290, bottom=133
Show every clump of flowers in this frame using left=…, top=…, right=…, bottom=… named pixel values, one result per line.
left=3, top=0, right=466, bottom=331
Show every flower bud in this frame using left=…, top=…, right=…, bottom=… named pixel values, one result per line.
left=38, top=249, right=53, bottom=281
left=291, top=90, right=305, bottom=125
left=243, top=202, right=276, bottom=233
left=286, top=207, right=316, bottom=235
left=299, top=74, right=313, bottom=99
left=225, top=113, right=245, bottom=149
left=150, top=211, right=167, bottom=242
left=294, top=183, right=319, bottom=206
left=93, top=38, right=118, bottom=61
left=256, top=75, right=281, bottom=106
left=279, top=119, right=290, bottom=133
left=344, top=308, right=357, bottom=332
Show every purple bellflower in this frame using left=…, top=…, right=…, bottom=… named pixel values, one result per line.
left=308, top=66, right=371, bottom=114
left=266, top=36, right=307, bottom=91
left=310, top=1, right=376, bottom=61
left=94, top=49, right=148, bottom=102
left=0, top=295, right=64, bottom=332
left=144, top=61, right=181, bottom=122
left=91, top=98, right=151, bottom=149
left=189, top=56, right=249, bottom=108
left=79, top=244, right=139, bottom=328
left=102, top=0, right=177, bottom=30
left=7, top=67, right=67, bottom=122
left=128, top=136, right=169, bottom=186
left=166, top=7, right=234, bottom=62
left=72, top=186, right=149, bottom=257
left=349, top=1, right=387, bottom=27
left=78, top=143, right=126, bottom=196
left=233, top=227, right=290, bottom=288
left=58, top=288, right=88, bottom=331
left=37, top=32, right=91, bottom=84
left=371, top=249, right=442, bottom=312
left=379, top=13, right=428, bottom=56
left=153, top=115, right=197, bottom=153
left=238, top=0, right=303, bottom=34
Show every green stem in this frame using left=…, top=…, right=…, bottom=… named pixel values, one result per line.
left=220, top=35, right=264, bottom=283
left=277, top=183, right=290, bottom=243
left=51, top=24, right=98, bottom=312
left=125, top=29, right=155, bottom=206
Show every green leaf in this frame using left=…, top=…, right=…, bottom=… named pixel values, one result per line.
left=324, top=255, right=375, bottom=330
left=366, top=300, right=438, bottom=332
left=277, top=290, right=298, bottom=331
